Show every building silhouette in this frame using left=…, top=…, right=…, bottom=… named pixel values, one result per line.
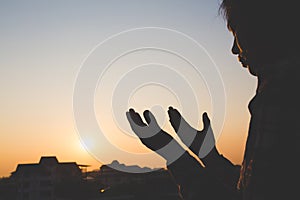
left=1, top=157, right=181, bottom=200
left=10, top=156, right=85, bottom=200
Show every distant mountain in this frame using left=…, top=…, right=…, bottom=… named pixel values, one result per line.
left=106, top=160, right=161, bottom=173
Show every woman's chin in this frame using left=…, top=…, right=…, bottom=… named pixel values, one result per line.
left=247, top=65, right=258, bottom=76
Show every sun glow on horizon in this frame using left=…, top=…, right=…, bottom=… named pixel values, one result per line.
left=0, top=0, right=256, bottom=177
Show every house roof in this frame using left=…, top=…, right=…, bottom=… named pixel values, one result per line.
left=11, top=156, right=85, bottom=177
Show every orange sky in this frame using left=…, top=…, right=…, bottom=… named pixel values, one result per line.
left=0, top=0, right=257, bottom=177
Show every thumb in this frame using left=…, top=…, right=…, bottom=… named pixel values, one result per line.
left=202, top=112, right=210, bottom=131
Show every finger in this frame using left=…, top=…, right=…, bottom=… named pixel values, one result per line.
left=126, top=111, right=141, bottom=128
left=168, top=107, right=194, bottom=133
left=143, top=110, right=160, bottom=131
left=143, top=110, right=157, bottom=125
left=126, top=111, right=136, bottom=129
left=188, top=113, right=211, bottom=155
left=168, top=107, right=198, bottom=149
left=202, top=112, right=210, bottom=131
left=129, top=108, right=146, bottom=126
left=167, top=107, right=182, bottom=132
left=126, top=111, right=146, bottom=138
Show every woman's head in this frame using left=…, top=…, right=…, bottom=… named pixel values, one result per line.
left=220, top=0, right=299, bottom=75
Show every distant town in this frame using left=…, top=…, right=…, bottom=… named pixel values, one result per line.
left=0, top=156, right=181, bottom=200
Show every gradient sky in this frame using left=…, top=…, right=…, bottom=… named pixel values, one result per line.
left=0, top=0, right=257, bottom=177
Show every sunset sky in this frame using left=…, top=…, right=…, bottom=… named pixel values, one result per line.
left=0, top=0, right=257, bottom=177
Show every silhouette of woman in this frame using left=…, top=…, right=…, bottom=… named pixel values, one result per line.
left=127, top=1, right=300, bottom=199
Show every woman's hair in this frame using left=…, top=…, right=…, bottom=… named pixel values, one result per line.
left=219, top=0, right=300, bottom=57
left=219, top=0, right=239, bottom=30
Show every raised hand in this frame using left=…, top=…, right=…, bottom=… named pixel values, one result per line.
left=168, top=106, right=241, bottom=192
left=126, top=108, right=236, bottom=199
left=126, top=108, right=185, bottom=161
left=168, top=106, right=220, bottom=161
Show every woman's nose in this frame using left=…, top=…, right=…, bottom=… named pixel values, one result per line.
left=231, top=38, right=240, bottom=55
